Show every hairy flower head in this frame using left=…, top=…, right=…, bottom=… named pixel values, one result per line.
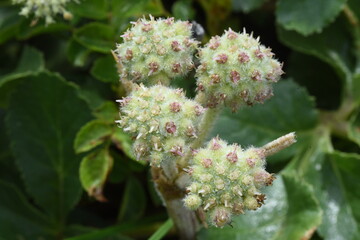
left=196, top=28, right=283, bottom=111
left=183, top=137, right=275, bottom=227
left=114, top=16, right=198, bottom=85
left=116, top=84, right=205, bottom=166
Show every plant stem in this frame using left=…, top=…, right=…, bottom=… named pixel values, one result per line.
left=261, top=132, right=297, bottom=157
left=151, top=167, right=200, bottom=240
left=179, top=107, right=221, bottom=167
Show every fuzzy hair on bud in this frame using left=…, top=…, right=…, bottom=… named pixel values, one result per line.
left=117, top=84, right=204, bottom=166
left=195, top=28, right=283, bottom=111
left=114, top=15, right=198, bottom=85
left=184, top=137, right=275, bottom=227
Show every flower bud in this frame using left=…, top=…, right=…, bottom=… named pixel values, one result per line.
left=114, top=16, right=198, bottom=85
left=184, top=137, right=274, bottom=227
left=196, top=28, right=283, bottom=111
left=117, top=85, right=203, bottom=166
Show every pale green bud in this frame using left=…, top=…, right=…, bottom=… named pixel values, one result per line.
left=114, top=16, right=198, bottom=85
left=196, top=28, right=283, bottom=111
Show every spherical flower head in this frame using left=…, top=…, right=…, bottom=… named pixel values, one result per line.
left=183, top=137, right=275, bottom=227
left=12, top=0, right=75, bottom=24
left=114, top=16, right=198, bottom=85
left=116, top=84, right=205, bottom=166
left=196, top=28, right=283, bottom=111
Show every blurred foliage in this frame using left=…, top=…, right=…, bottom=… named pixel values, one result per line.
left=0, top=0, right=359, bottom=239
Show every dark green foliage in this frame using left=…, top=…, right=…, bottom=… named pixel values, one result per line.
left=0, top=0, right=359, bottom=239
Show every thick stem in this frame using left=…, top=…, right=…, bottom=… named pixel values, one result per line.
left=151, top=167, right=199, bottom=240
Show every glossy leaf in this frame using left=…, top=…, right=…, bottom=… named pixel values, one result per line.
left=287, top=132, right=360, bottom=240
left=276, top=0, right=346, bottom=35
left=277, top=19, right=354, bottom=88
left=74, top=120, right=113, bottom=153
left=198, top=174, right=322, bottom=239
left=118, top=176, right=146, bottom=222
left=211, top=80, right=318, bottom=162
left=0, top=181, right=54, bottom=240
left=80, top=148, right=113, bottom=201
left=91, top=55, right=119, bottom=83
left=75, top=23, right=116, bottom=53
left=6, top=72, right=92, bottom=221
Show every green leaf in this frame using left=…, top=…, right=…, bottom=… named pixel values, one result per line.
left=118, top=176, right=146, bottom=222
left=197, top=174, right=322, bottom=240
left=0, top=181, right=54, bottom=240
left=211, top=80, right=318, bottom=162
left=276, top=0, right=346, bottom=35
left=80, top=148, right=113, bottom=201
left=0, top=111, right=23, bottom=189
left=75, top=23, right=116, bottom=53
left=68, top=0, right=108, bottom=20
left=74, top=120, right=113, bottom=154
left=348, top=110, right=360, bottom=147
left=111, top=129, right=136, bottom=161
left=287, top=132, right=360, bottom=240
left=148, top=219, right=174, bottom=240
left=0, top=6, right=21, bottom=44
left=67, top=39, right=92, bottom=67
left=277, top=19, right=354, bottom=89
left=17, top=20, right=70, bottom=40
left=94, top=101, right=118, bottom=123
left=6, top=72, right=92, bottom=222
left=91, top=55, right=119, bottom=83
left=111, top=0, right=165, bottom=20
left=287, top=52, right=342, bottom=110
left=0, top=45, right=44, bottom=107
left=172, top=0, right=195, bottom=20
left=232, top=0, right=267, bottom=13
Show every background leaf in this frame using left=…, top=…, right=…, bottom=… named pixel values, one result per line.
left=75, top=23, right=116, bottom=53
left=6, top=72, right=92, bottom=223
left=0, top=181, right=55, bottom=240
left=277, top=19, right=354, bottom=88
left=91, top=55, right=119, bottom=83
left=118, top=176, right=146, bottom=222
left=211, top=80, right=318, bottom=162
left=232, top=0, right=267, bottom=13
left=0, top=45, right=44, bottom=107
left=276, top=0, right=346, bottom=35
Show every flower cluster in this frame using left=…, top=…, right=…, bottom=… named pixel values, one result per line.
left=114, top=16, right=198, bottom=85
left=116, top=84, right=205, bottom=166
left=13, top=0, right=75, bottom=24
left=196, top=29, right=283, bottom=111
left=183, top=137, right=275, bottom=227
